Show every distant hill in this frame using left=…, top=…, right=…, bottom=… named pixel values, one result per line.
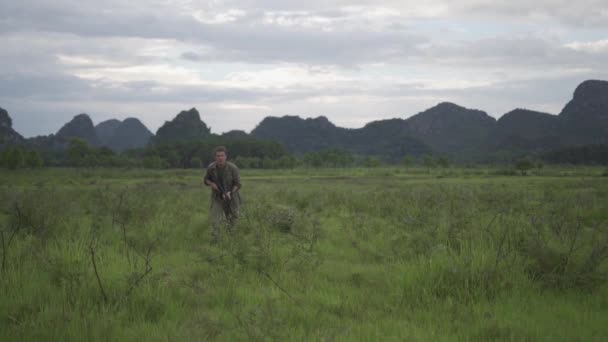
left=250, top=103, right=494, bottom=159
left=403, top=102, right=495, bottom=159
left=250, top=80, right=608, bottom=161
left=490, top=108, right=563, bottom=155
left=345, top=119, right=431, bottom=157
left=23, top=113, right=102, bottom=152
left=560, top=80, right=608, bottom=145
left=221, top=130, right=250, bottom=140
left=251, top=115, right=432, bottom=158
left=56, top=113, right=102, bottom=146
left=251, top=116, right=349, bottom=153
left=95, top=119, right=122, bottom=144
left=153, top=108, right=211, bottom=144
left=95, top=118, right=153, bottom=152
left=0, top=107, right=24, bottom=146
left=2, top=79, right=608, bottom=163
left=542, top=144, right=608, bottom=165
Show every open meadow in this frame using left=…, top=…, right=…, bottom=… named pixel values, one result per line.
left=1, top=166, right=608, bottom=341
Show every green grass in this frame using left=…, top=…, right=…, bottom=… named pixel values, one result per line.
left=1, top=166, right=607, bottom=341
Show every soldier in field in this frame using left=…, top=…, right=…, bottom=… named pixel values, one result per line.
left=203, top=146, right=242, bottom=243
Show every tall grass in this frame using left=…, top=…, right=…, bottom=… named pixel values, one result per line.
left=1, top=167, right=607, bottom=341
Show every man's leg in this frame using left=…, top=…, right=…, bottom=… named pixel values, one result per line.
left=210, top=198, right=226, bottom=243
left=226, top=197, right=240, bottom=230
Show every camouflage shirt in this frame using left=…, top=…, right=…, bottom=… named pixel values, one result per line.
left=204, top=161, right=242, bottom=201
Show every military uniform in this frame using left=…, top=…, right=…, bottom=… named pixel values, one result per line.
left=204, top=161, right=242, bottom=241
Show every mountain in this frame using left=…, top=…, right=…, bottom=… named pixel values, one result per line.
left=251, top=115, right=431, bottom=157
left=95, top=119, right=122, bottom=144
left=153, top=108, right=211, bottom=144
left=250, top=103, right=494, bottom=159
left=95, top=118, right=153, bottom=152
left=6, top=79, right=608, bottom=163
left=240, top=80, right=608, bottom=161
left=491, top=109, right=563, bottom=153
left=251, top=116, right=348, bottom=153
left=221, top=130, right=250, bottom=139
left=0, top=107, right=24, bottom=146
left=110, top=118, right=153, bottom=151
left=403, top=102, right=496, bottom=159
left=559, top=80, right=608, bottom=145
left=347, top=119, right=430, bottom=157
left=56, top=113, right=101, bottom=146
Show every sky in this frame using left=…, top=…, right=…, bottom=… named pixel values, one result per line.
left=1, top=0, right=607, bottom=137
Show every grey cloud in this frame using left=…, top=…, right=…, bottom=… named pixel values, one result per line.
left=3, top=1, right=606, bottom=68
left=1, top=0, right=607, bottom=137
left=1, top=1, right=425, bottom=66
left=451, top=0, right=608, bottom=27
left=415, top=35, right=608, bottom=71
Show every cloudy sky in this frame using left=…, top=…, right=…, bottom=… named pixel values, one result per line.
left=1, top=0, right=607, bottom=137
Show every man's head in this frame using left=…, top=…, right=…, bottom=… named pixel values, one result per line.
left=214, top=146, right=227, bottom=167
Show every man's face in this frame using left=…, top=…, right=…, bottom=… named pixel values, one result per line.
left=215, top=151, right=227, bottom=166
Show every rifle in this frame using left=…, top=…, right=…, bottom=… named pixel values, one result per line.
left=207, top=175, right=229, bottom=201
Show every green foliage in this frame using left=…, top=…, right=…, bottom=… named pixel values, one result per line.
left=189, top=156, right=202, bottom=169
left=25, top=150, right=43, bottom=168
left=276, top=155, right=297, bottom=169
left=234, top=156, right=262, bottom=169
left=436, top=156, right=450, bottom=168
left=422, top=154, right=435, bottom=172
left=66, top=138, right=132, bottom=168
left=363, top=156, right=380, bottom=168
left=515, top=158, right=535, bottom=175
left=142, top=156, right=165, bottom=169
left=1, top=147, right=25, bottom=169
left=0, top=168, right=608, bottom=340
left=543, top=144, right=608, bottom=165
left=67, top=138, right=89, bottom=166
left=145, top=137, right=290, bottom=169
left=402, top=155, right=413, bottom=168
left=0, top=147, right=43, bottom=169
left=303, top=148, right=354, bottom=168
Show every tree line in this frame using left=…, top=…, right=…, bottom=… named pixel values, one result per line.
left=2, top=139, right=607, bottom=170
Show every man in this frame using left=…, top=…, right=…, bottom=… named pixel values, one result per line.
left=203, top=146, right=242, bottom=242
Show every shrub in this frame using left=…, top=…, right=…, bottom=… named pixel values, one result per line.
left=514, top=158, right=534, bottom=175
left=266, top=205, right=298, bottom=232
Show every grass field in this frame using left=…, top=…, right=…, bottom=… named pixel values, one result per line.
left=1, top=166, right=607, bottom=341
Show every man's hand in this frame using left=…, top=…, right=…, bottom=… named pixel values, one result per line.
left=223, top=191, right=232, bottom=201
left=208, top=182, right=220, bottom=193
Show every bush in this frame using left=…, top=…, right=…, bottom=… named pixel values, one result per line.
left=491, top=168, right=517, bottom=176
left=266, top=205, right=298, bottom=232
left=514, top=158, right=534, bottom=175
left=521, top=227, right=608, bottom=290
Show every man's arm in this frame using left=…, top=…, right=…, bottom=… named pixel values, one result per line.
left=203, top=168, right=220, bottom=192
left=224, top=165, right=241, bottom=200
left=231, top=165, right=241, bottom=193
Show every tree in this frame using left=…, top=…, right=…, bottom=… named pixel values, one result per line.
left=364, top=156, right=380, bottom=168
left=190, top=156, right=202, bottom=169
left=402, top=155, right=413, bottom=169
left=277, top=155, right=297, bottom=169
left=303, top=152, right=323, bottom=168
left=1, top=147, right=25, bottom=169
left=423, top=154, right=435, bottom=173
left=67, top=138, right=90, bottom=167
left=25, top=150, right=43, bottom=168
left=437, top=156, right=449, bottom=168
left=143, top=156, right=164, bottom=169
left=166, top=150, right=181, bottom=168
left=515, top=158, right=534, bottom=175
left=536, top=161, right=544, bottom=170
